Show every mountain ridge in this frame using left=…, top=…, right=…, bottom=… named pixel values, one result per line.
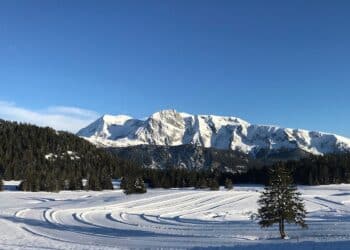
left=77, top=109, right=350, bottom=157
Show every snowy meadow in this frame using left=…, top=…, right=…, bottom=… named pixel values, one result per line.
left=1, top=183, right=350, bottom=249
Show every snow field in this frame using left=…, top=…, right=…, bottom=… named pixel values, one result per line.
left=1, top=184, right=350, bottom=249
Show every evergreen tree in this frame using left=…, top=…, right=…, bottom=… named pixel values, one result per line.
left=68, top=176, right=83, bottom=190
left=160, top=176, right=172, bottom=189
left=18, top=180, right=27, bottom=191
left=257, top=163, right=307, bottom=239
left=0, top=119, right=138, bottom=192
left=120, top=177, right=127, bottom=190
left=133, top=177, right=147, bottom=194
left=0, top=178, right=3, bottom=191
left=87, top=175, right=102, bottom=191
left=209, top=178, right=220, bottom=190
left=224, top=178, right=233, bottom=190
left=195, top=177, right=208, bottom=189
left=100, top=176, right=114, bottom=190
left=121, top=176, right=147, bottom=194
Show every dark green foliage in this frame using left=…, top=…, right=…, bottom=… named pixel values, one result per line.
left=121, top=176, right=147, bottom=195
left=196, top=177, right=208, bottom=189
left=232, top=153, right=350, bottom=186
left=209, top=178, right=220, bottom=190
left=100, top=176, right=114, bottom=190
left=2, top=119, right=350, bottom=193
left=143, top=167, right=233, bottom=190
left=0, top=178, right=3, bottom=191
left=290, top=154, right=350, bottom=185
left=87, top=175, right=102, bottom=191
left=18, top=180, right=26, bottom=191
left=0, top=120, right=139, bottom=192
left=225, top=178, right=233, bottom=190
left=68, top=176, right=83, bottom=190
left=142, top=152, right=350, bottom=189
left=258, top=163, right=307, bottom=239
left=113, top=144, right=350, bottom=187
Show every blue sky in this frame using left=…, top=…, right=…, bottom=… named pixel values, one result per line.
left=0, top=0, right=349, bottom=135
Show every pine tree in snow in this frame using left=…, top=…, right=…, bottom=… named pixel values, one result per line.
left=258, top=163, right=307, bottom=239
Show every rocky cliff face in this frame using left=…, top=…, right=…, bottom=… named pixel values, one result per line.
left=78, top=109, right=350, bottom=157
left=108, top=144, right=250, bottom=172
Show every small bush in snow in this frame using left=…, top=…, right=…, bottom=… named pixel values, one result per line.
left=121, top=176, right=147, bottom=195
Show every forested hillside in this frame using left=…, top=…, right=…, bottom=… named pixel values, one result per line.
left=233, top=153, right=350, bottom=186
left=0, top=120, right=138, bottom=191
left=109, top=144, right=250, bottom=171
left=110, top=144, right=350, bottom=187
left=1, top=119, right=350, bottom=192
left=117, top=151, right=350, bottom=189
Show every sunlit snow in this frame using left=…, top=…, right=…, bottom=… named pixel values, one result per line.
left=1, top=183, right=350, bottom=249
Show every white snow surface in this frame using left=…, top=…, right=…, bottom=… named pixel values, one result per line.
left=45, top=151, right=80, bottom=161
left=77, top=109, right=350, bottom=155
left=2, top=183, right=350, bottom=249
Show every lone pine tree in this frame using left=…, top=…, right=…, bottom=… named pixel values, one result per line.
left=258, top=163, right=307, bottom=239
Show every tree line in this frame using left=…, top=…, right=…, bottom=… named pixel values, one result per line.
left=126, top=152, right=350, bottom=191
left=0, top=119, right=350, bottom=193
left=240, top=153, right=350, bottom=186
left=0, top=120, right=138, bottom=192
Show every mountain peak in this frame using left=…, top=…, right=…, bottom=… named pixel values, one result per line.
left=100, top=114, right=133, bottom=125
left=149, top=109, right=192, bottom=120
left=77, top=110, right=350, bottom=156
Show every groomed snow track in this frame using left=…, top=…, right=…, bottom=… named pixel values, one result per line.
left=2, top=186, right=350, bottom=249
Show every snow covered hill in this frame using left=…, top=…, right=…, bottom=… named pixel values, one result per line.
left=77, top=110, right=350, bottom=157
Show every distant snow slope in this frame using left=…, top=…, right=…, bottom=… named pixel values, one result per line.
left=77, top=110, right=350, bottom=156
left=2, top=184, right=350, bottom=249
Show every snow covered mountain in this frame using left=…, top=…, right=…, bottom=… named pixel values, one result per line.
left=77, top=110, right=350, bottom=157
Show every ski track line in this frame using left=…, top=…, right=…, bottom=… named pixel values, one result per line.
left=5, top=187, right=350, bottom=248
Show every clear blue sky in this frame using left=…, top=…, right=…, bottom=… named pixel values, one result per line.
left=0, top=0, right=350, bottom=135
